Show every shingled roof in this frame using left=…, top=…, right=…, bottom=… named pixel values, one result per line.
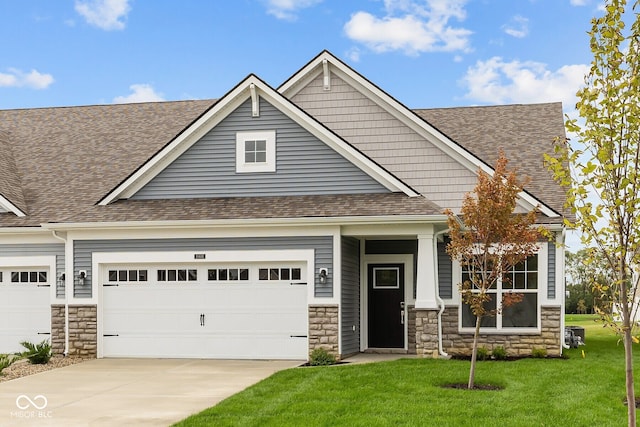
left=0, top=99, right=567, bottom=227
left=0, top=130, right=27, bottom=215
left=414, top=102, right=567, bottom=217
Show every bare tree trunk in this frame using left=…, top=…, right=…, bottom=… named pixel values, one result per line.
left=468, top=316, right=481, bottom=389
left=621, top=273, right=636, bottom=426
left=623, top=328, right=636, bottom=426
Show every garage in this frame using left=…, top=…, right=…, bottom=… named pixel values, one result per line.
left=0, top=265, right=51, bottom=353
left=100, top=259, right=309, bottom=359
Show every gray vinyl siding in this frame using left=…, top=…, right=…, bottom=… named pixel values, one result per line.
left=0, top=244, right=65, bottom=298
left=341, top=237, right=360, bottom=356
left=132, top=98, right=388, bottom=200
left=73, top=236, right=333, bottom=298
left=437, top=241, right=453, bottom=299
left=290, top=73, right=478, bottom=211
left=547, top=241, right=556, bottom=299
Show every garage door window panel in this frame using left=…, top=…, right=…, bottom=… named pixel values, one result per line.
left=208, top=268, right=250, bottom=282
left=10, top=270, right=47, bottom=284
left=108, top=269, right=148, bottom=284
left=157, top=269, right=197, bottom=282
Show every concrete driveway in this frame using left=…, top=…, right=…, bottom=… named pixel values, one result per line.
left=0, top=358, right=301, bottom=426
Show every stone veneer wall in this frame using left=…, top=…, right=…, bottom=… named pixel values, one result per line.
left=414, top=309, right=440, bottom=358
left=309, top=305, right=339, bottom=359
left=407, top=305, right=416, bottom=354
left=67, top=305, right=97, bottom=357
left=51, top=304, right=65, bottom=356
left=441, top=306, right=562, bottom=356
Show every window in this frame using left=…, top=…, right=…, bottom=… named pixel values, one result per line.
left=157, top=269, right=197, bottom=282
left=208, top=268, right=249, bottom=282
left=10, top=271, right=47, bottom=284
left=236, top=131, right=276, bottom=173
left=259, top=267, right=301, bottom=281
left=460, top=254, right=539, bottom=330
left=107, top=269, right=148, bottom=283
left=373, top=267, right=400, bottom=289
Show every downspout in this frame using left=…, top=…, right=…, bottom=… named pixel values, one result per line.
left=51, top=231, right=69, bottom=356
left=434, top=228, right=450, bottom=358
left=560, top=229, right=570, bottom=350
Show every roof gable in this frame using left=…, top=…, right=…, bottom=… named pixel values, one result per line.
left=99, top=74, right=419, bottom=206
left=131, top=97, right=391, bottom=199
left=279, top=50, right=560, bottom=218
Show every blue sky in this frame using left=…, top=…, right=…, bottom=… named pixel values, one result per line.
left=0, top=0, right=607, bottom=251
left=1, top=0, right=601, bottom=111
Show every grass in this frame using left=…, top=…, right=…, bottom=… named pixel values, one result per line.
left=175, top=314, right=638, bottom=426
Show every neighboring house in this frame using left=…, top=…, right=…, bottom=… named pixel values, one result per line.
left=0, top=51, right=567, bottom=360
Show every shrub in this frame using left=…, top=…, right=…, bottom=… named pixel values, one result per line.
left=0, top=353, right=20, bottom=375
left=532, top=347, right=548, bottom=358
left=492, top=346, right=507, bottom=360
left=20, top=340, right=52, bottom=365
left=477, top=346, right=490, bottom=361
left=309, top=348, right=337, bottom=366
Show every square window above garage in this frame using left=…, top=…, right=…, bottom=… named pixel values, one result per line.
left=235, top=130, right=276, bottom=173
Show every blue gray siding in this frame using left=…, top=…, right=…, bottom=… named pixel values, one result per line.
left=437, top=241, right=453, bottom=299
left=341, top=237, right=360, bottom=356
left=73, top=236, right=333, bottom=298
left=0, top=244, right=65, bottom=298
left=132, top=98, right=388, bottom=200
left=548, top=241, right=556, bottom=299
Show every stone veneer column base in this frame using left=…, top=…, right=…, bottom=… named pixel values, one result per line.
left=414, top=309, right=440, bottom=358
left=308, top=305, right=339, bottom=360
left=67, top=305, right=97, bottom=358
left=51, top=304, right=65, bottom=356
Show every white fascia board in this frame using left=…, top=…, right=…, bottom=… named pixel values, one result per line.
left=0, top=195, right=26, bottom=217
left=280, top=52, right=558, bottom=218
left=42, top=215, right=451, bottom=232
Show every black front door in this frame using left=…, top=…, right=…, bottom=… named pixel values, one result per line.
left=367, top=263, right=405, bottom=348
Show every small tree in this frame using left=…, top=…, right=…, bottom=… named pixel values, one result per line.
left=446, top=151, right=540, bottom=389
left=544, top=1, right=640, bottom=424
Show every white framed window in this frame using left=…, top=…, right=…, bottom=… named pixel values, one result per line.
left=236, top=130, right=276, bottom=173
left=107, top=269, right=148, bottom=284
left=459, top=254, right=540, bottom=332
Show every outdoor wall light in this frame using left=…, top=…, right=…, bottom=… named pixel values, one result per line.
left=319, top=268, right=328, bottom=285
left=78, top=270, right=87, bottom=285
left=57, top=272, right=65, bottom=286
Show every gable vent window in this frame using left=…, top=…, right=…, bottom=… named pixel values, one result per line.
left=236, top=130, right=276, bottom=173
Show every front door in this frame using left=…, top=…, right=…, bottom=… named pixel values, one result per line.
left=367, top=263, right=405, bottom=348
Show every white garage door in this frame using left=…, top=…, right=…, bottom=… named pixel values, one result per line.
left=102, top=262, right=308, bottom=359
left=0, top=268, right=51, bottom=353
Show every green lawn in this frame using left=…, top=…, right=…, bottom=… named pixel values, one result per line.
left=175, top=315, right=637, bottom=426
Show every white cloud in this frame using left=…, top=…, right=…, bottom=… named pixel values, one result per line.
left=503, top=15, right=529, bottom=38
left=75, top=0, right=131, bottom=30
left=461, top=57, right=589, bottom=107
left=570, top=0, right=588, bottom=5
left=0, top=68, right=54, bottom=89
left=113, top=84, right=165, bottom=104
left=344, top=0, right=472, bottom=56
left=264, top=0, right=323, bottom=21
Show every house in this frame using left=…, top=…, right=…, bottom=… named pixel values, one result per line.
left=0, top=51, right=567, bottom=360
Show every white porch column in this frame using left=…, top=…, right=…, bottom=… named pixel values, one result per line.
left=415, top=228, right=438, bottom=309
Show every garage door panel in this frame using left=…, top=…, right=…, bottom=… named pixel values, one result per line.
left=102, top=263, right=309, bottom=359
left=0, top=284, right=51, bottom=353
